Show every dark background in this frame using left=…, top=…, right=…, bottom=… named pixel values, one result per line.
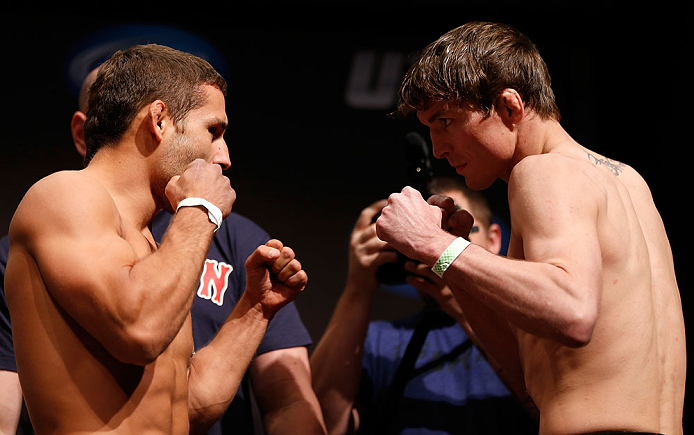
left=3, top=2, right=690, bottom=430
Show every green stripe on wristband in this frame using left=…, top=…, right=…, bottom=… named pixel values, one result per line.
left=431, top=237, right=470, bottom=278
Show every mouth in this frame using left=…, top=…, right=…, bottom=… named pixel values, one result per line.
left=452, top=162, right=467, bottom=174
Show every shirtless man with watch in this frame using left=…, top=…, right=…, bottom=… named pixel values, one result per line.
left=376, top=21, right=686, bottom=435
left=4, top=44, right=309, bottom=434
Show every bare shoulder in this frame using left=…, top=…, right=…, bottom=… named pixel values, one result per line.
left=579, top=149, right=657, bottom=206
left=510, top=153, right=580, bottom=184
left=506, top=152, right=609, bottom=243
left=508, top=153, right=600, bottom=202
left=510, top=149, right=648, bottom=195
left=23, top=170, right=107, bottom=199
left=9, top=170, right=120, bottom=246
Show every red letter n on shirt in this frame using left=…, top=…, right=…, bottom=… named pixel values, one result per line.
left=198, top=259, right=233, bottom=306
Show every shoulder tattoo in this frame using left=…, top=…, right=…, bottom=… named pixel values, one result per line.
left=586, top=151, right=625, bottom=176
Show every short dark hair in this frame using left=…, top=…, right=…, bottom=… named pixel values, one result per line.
left=397, top=21, right=560, bottom=120
left=83, top=44, right=227, bottom=165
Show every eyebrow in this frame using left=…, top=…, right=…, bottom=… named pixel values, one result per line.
left=210, top=117, right=228, bottom=132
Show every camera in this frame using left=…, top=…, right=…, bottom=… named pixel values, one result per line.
left=376, top=131, right=433, bottom=285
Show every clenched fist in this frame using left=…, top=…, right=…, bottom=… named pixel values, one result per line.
left=165, top=159, right=236, bottom=218
left=244, top=239, right=308, bottom=320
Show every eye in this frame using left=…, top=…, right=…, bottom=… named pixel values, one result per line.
left=439, top=118, right=451, bottom=127
left=209, top=127, right=224, bottom=140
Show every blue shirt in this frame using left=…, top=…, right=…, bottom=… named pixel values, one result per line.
left=358, top=308, right=537, bottom=434
left=151, top=211, right=312, bottom=434
left=0, top=235, right=15, bottom=373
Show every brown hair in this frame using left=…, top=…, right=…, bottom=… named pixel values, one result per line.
left=83, top=44, right=227, bottom=165
left=396, top=21, right=560, bottom=120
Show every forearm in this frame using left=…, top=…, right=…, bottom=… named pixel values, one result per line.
left=0, top=370, right=22, bottom=435
left=187, top=293, right=269, bottom=434
left=447, top=289, right=520, bottom=378
left=99, top=207, right=216, bottom=364
left=427, top=240, right=597, bottom=347
left=446, top=283, right=538, bottom=418
left=263, top=398, right=327, bottom=435
left=253, top=347, right=327, bottom=435
left=132, top=207, right=215, bottom=319
left=309, top=283, right=374, bottom=434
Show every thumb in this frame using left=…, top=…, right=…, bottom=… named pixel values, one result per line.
left=448, top=209, right=475, bottom=238
left=246, top=244, right=281, bottom=269
left=355, top=199, right=388, bottom=230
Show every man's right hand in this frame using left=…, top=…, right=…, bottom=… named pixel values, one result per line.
left=346, top=199, right=398, bottom=293
left=165, top=159, right=236, bottom=218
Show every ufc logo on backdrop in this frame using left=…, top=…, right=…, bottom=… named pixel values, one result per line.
left=198, top=259, right=233, bottom=306
left=344, top=50, right=407, bottom=110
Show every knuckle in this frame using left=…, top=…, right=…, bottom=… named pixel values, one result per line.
left=290, top=259, right=302, bottom=272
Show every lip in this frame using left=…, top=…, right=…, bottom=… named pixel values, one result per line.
left=453, top=162, right=467, bottom=174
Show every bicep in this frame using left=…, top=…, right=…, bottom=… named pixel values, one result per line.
left=12, top=181, right=142, bottom=343
left=34, top=227, right=140, bottom=326
left=509, top=164, right=603, bottom=289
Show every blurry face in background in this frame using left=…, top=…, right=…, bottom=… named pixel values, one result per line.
left=441, top=189, right=501, bottom=255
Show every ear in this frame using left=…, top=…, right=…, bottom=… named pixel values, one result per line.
left=148, top=100, right=169, bottom=142
left=496, top=88, right=524, bottom=127
left=487, top=223, right=503, bottom=255
left=70, top=111, right=87, bottom=158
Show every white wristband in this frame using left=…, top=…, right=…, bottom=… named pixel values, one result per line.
left=176, top=197, right=223, bottom=233
left=431, top=237, right=470, bottom=278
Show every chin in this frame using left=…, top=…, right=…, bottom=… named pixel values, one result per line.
left=461, top=175, right=494, bottom=191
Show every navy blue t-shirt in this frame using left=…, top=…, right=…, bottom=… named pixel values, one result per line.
left=151, top=211, right=312, bottom=434
left=0, top=212, right=312, bottom=434
left=358, top=309, right=538, bottom=435
left=0, top=235, right=15, bottom=373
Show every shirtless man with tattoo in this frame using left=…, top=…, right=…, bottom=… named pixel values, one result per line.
left=376, top=21, right=685, bottom=435
left=4, top=44, right=309, bottom=434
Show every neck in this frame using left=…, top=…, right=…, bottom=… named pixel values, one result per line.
left=82, top=147, right=160, bottom=231
left=508, top=116, right=579, bottom=175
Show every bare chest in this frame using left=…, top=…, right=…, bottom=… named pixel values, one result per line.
left=119, top=218, right=158, bottom=259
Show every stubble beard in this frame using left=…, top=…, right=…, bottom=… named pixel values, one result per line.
left=156, top=130, right=205, bottom=214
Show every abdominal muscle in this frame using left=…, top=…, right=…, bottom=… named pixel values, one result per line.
left=517, top=316, right=661, bottom=434
left=13, top=274, right=194, bottom=434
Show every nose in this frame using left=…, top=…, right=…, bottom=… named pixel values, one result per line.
left=430, top=133, right=448, bottom=160
left=213, top=139, right=231, bottom=171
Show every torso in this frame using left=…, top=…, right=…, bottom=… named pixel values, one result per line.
left=6, top=174, right=194, bottom=434
left=506, top=148, right=685, bottom=434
